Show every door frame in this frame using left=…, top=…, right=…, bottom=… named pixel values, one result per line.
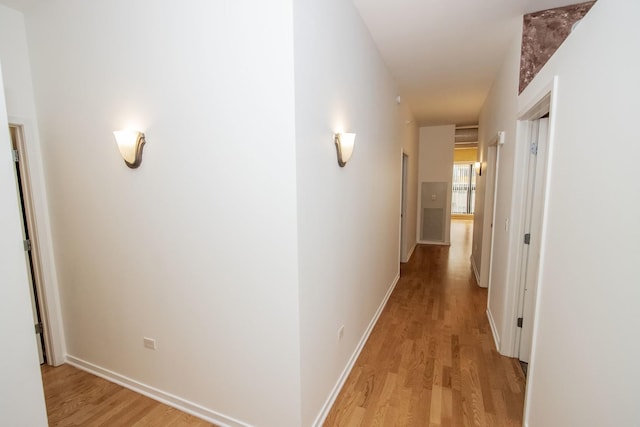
left=484, top=131, right=505, bottom=295
left=513, top=77, right=559, bottom=424
left=499, top=78, right=559, bottom=363
left=481, top=135, right=502, bottom=289
left=399, top=151, right=409, bottom=263
left=509, top=88, right=554, bottom=359
left=8, top=118, right=66, bottom=366
left=10, top=124, right=48, bottom=363
left=451, top=161, right=476, bottom=216
left=515, top=117, right=549, bottom=364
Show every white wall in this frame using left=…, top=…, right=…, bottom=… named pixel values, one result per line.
left=519, top=1, right=640, bottom=425
left=23, top=1, right=301, bottom=426
left=418, top=125, right=455, bottom=244
left=0, top=64, right=48, bottom=427
left=0, top=3, right=65, bottom=365
left=478, top=0, right=640, bottom=425
left=475, top=32, right=521, bottom=351
left=293, top=0, right=413, bottom=423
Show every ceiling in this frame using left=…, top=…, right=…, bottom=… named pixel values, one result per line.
left=352, top=0, right=582, bottom=126
left=2, top=0, right=580, bottom=126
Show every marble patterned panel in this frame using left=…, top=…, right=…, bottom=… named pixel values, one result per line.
left=519, top=1, right=596, bottom=94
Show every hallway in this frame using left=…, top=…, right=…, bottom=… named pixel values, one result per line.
left=325, top=220, right=525, bottom=426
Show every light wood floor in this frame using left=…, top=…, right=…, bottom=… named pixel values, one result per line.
left=324, top=220, right=526, bottom=426
left=41, top=364, right=216, bottom=426
left=41, top=220, right=524, bottom=426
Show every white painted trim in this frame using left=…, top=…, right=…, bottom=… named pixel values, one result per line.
left=486, top=137, right=503, bottom=345
left=502, top=77, right=558, bottom=359
left=471, top=255, right=483, bottom=287
left=501, top=78, right=557, bottom=358
left=486, top=308, right=500, bottom=351
left=522, top=75, right=560, bottom=427
left=65, top=355, right=253, bottom=427
left=312, top=273, right=401, bottom=427
left=417, top=240, right=450, bottom=246
left=405, top=243, right=417, bottom=263
left=8, top=115, right=66, bottom=366
left=518, top=78, right=556, bottom=119
left=399, top=150, right=409, bottom=264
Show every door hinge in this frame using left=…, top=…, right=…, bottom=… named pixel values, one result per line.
left=12, top=149, right=19, bottom=162
left=517, top=317, right=523, bottom=328
left=524, top=233, right=531, bottom=245
left=23, top=239, right=32, bottom=252
left=35, top=323, right=43, bottom=335
left=530, top=142, right=538, bottom=155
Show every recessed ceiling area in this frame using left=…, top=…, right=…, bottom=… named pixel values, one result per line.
left=352, top=0, right=584, bottom=126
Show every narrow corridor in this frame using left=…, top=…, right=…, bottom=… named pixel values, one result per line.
left=325, top=220, right=525, bottom=426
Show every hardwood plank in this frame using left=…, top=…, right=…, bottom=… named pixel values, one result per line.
left=324, top=220, right=526, bottom=426
left=41, top=220, right=524, bottom=427
left=41, top=364, right=217, bottom=426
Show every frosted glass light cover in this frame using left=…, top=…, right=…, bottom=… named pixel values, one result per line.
left=113, top=130, right=145, bottom=168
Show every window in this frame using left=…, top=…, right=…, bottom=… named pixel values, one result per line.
left=452, top=163, right=476, bottom=214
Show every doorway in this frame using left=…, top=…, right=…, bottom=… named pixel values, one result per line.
left=9, top=124, right=47, bottom=364
left=516, top=115, right=550, bottom=366
left=451, top=162, right=477, bottom=215
left=400, top=152, right=409, bottom=263
left=451, top=144, right=478, bottom=221
left=483, top=132, right=504, bottom=291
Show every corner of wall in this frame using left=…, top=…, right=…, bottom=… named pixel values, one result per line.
left=0, top=2, right=67, bottom=367
left=486, top=308, right=500, bottom=351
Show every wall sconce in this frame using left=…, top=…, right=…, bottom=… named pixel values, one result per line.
left=475, top=161, right=482, bottom=176
left=334, top=132, right=356, bottom=167
left=113, top=130, right=146, bottom=168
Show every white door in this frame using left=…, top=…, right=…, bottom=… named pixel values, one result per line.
left=518, top=118, right=549, bottom=364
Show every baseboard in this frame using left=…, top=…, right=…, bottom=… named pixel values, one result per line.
left=312, top=273, right=401, bottom=427
left=417, top=240, right=450, bottom=246
left=406, top=243, right=416, bottom=262
left=65, top=355, right=252, bottom=427
left=471, top=255, right=484, bottom=288
left=65, top=273, right=402, bottom=427
left=401, top=243, right=417, bottom=264
left=486, top=308, right=500, bottom=351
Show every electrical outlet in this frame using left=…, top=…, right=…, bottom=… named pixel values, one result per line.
left=338, top=325, right=345, bottom=341
left=143, top=337, right=156, bottom=350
